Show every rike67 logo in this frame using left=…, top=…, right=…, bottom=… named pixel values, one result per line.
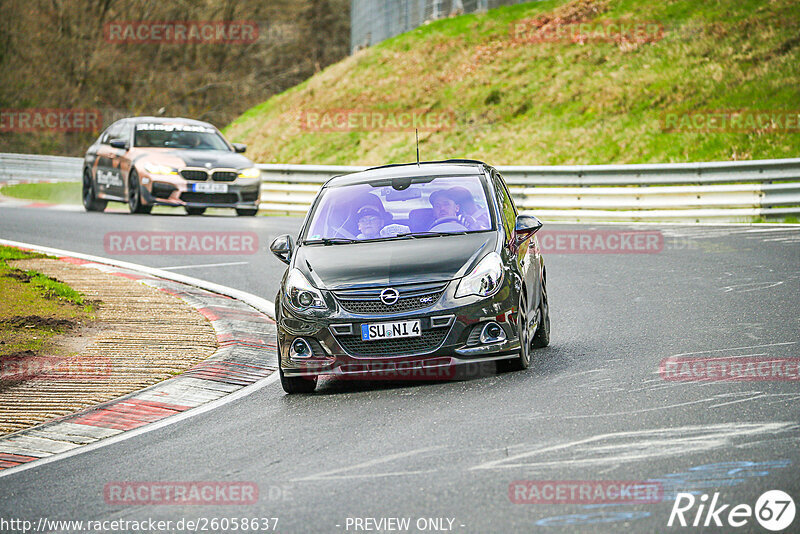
left=668, top=490, right=795, bottom=531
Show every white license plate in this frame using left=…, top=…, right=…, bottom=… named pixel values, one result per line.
left=191, top=183, right=228, bottom=193
left=361, top=320, right=421, bottom=341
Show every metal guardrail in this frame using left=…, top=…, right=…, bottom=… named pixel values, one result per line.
left=0, top=153, right=83, bottom=182
left=1, top=153, right=799, bottom=222
left=256, top=159, right=800, bottom=222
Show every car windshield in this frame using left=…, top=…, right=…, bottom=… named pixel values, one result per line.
left=133, top=123, right=230, bottom=150
left=304, top=174, right=494, bottom=243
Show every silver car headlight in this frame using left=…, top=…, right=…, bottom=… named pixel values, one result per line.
left=285, top=269, right=326, bottom=311
left=455, top=252, right=504, bottom=298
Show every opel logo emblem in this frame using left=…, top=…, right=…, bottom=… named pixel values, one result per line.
left=380, top=288, right=400, bottom=305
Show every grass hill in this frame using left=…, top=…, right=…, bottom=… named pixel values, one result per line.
left=225, top=0, right=800, bottom=165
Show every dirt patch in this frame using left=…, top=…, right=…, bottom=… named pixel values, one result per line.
left=4, top=270, right=32, bottom=282
left=1, top=315, right=77, bottom=331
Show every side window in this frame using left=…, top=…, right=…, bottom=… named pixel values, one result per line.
left=102, top=122, right=122, bottom=144
left=116, top=122, right=131, bottom=144
left=493, top=171, right=516, bottom=236
left=99, top=126, right=114, bottom=145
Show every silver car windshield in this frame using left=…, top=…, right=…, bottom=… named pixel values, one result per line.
left=304, top=174, right=494, bottom=243
left=134, top=124, right=230, bottom=151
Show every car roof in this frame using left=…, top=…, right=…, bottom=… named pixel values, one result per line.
left=324, top=160, right=491, bottom=188
left=119, top=116, right=219, bottom=129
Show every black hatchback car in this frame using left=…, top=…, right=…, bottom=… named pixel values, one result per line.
left=270, top=160, right=549, bottom=393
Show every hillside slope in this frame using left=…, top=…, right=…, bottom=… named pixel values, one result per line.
left=225, top=0, right=800, bottom=165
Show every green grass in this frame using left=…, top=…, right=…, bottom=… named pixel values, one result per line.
left=225, top=0, right=800, bottom=165
left=0, top=245, right=47, bottom=265
left=24, top=270, right=93, bottom=312
left=0, top=245, right=94, bottom=358
left=0, top=182, right=81, bottom=204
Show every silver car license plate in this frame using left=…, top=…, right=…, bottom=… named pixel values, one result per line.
left=192, top=182, right=228, bottom=193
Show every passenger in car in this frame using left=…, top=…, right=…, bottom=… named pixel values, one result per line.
left=355, top=205, right=409, bottom=239
left=429, top=187, right=490, bottom=231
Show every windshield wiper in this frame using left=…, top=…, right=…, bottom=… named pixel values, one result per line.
left=302, top=237, right=358, bottom=245
left=395, top=231, right=468, bottom=239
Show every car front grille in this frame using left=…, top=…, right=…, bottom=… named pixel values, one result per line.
left=212, top=171, right=238, bottom=182
left=180, top=169, right=239, bottom=182
left=181, top=170, right=208, bottom=181
left=333, top=281, right=447, bottom=315
left=180, top=192, right=238, bottom=204
left=335, top=328, right=449, bottom=357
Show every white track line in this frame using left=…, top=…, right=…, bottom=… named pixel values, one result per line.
left=0, top=238, right=279, bottom=479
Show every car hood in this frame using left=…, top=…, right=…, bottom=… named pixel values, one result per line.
left=134, top=149, right=253, bottom=170
left=295, top=232, right=498, bottom=290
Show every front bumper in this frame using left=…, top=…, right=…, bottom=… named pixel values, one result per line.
left=140, top=174, right=261, bottom=208
left=277, top=279, right=521, bottom=378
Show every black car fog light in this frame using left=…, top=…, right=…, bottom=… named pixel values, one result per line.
left=298, top=291, right=315, bottom=308
left=479, top=321, right=507, bottom=344
left=290, top=338, right=313, bottom=359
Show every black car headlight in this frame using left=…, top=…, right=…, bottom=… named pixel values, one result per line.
left=286, top=269, right=326, bottom=311
left=455, top=252, right=504, bottom=298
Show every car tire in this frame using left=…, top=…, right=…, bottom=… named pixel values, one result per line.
left=128, top=170, right=152, bottom=214
left=531, top=272, right=550, bottom=349
left=279, top=365, right=318, bottom=394
left=497, top=292, right=532, bottom=373
left=185, top=207, right=206, bottom=216
left=82, top=169, right=107, bottom=212
left=236, top=208, right=258, bottom=217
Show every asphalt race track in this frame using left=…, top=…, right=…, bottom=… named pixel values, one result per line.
left=1, top=205, right=799, bottom=533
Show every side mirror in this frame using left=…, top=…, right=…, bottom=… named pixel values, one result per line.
left=514, top=214, right=543, bottom=246
left=109, top=139, right=128, bottom=149
left=270, top=234, right=294, bottom=265
left=232, top=143, right=247, bottom=153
